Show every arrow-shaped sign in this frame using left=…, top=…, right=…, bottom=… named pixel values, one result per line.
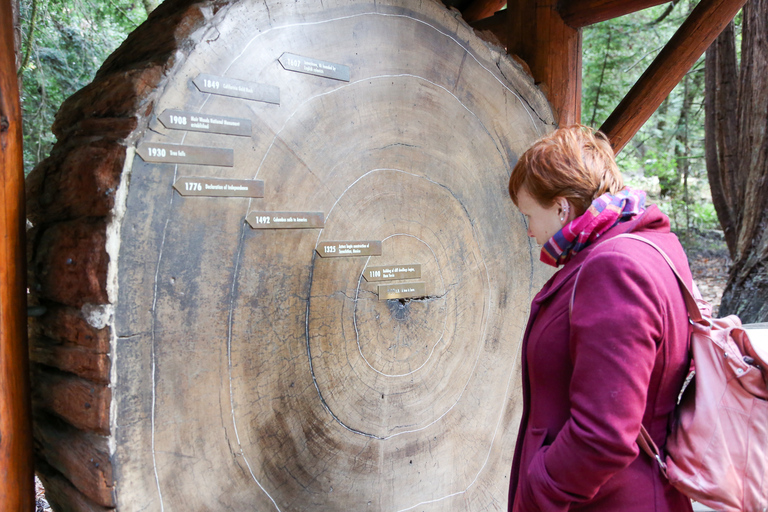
left=137, top=142, right=234, bottom=167
left=173, top=177, right=264, bottom=198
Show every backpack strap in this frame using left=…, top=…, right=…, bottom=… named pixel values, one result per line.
left=569, top=233, right=703, bottom=474
left=612, top=234, right=703, bottom=323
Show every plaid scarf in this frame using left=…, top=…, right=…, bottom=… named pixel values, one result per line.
left=540, top=187, right=646, bottom=267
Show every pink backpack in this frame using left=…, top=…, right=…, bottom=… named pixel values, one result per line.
left=617, top=234, right=768, bottom=512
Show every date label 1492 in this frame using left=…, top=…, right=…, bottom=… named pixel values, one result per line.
left=246, top=211, right=325, bottom=229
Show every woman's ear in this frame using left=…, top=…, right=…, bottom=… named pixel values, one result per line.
left=556, top=197, right=571, bottom=223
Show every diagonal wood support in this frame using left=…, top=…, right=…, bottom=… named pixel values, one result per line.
left=600, top=0, right=749, bottom=153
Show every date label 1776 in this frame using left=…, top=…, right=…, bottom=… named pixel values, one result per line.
left=246, top=211, right=325, bottom=229
left=316, top=241, right=382, bottom=258
left=378, top=282, right=427, bottom=301
left=364, top=264, right=421, bottom=282
left=193, top=74, right=280, bottom=105
left=158, top=109, right=252, bottom=137
left=173, top=177, right=264, bottom=198
left=137, top=142, right=234, bottom=167
left=279, top=53, right=351, bottom=82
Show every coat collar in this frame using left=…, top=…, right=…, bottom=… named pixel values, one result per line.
left=532, top=205, right=670, bottom=305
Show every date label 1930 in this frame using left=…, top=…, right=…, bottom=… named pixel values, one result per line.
left=158, top=109, right=252, bottom=137
left=137, top=142, right=234, bottom=166
left=378, top=282, right=427, bottom=301
left=279, top=53, right=351, bottom=82
left=364, top=264, right=421, bottom=282
left=173, top=177, right=264, bottom=198
left=193, top=74, right=280, bottom=105
left=316, top=241, right=382, bottom=258
left=246, top=211, right=325, bottom=229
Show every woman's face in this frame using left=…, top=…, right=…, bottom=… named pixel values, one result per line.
left=516, top=187, right=568, bottom=246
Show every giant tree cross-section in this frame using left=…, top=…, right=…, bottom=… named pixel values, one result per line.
left=26, top=1, right=555, bottom=510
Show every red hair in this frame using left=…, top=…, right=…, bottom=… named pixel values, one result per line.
left=508, top=125, right=623, bottom=216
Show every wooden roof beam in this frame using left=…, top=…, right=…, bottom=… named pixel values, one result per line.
left=461, top=0, right=507, bottom=23
left=601, top=0, right=748, bottom=153
left=558, top=0, right=672, bottom=28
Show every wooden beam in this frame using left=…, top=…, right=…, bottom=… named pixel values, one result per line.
left=559, top=0, right=672, bottom=28
left=0, top=0, right=34, bottom=509
left=601, top=0, right=748, bottom=153
left=461, top=0, right=507, bottom=22
left=469, top=9, right=509, bottom=42
left=505, top=0, right=582, bottom=126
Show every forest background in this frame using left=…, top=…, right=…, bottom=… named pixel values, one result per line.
left=12, top=0, right=766, bottom=322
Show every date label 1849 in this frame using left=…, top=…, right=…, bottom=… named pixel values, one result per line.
left=158, top=109, right=252, bottom=137
left=193, top=74, right=280, bottom=105
left=137, top=142, right=234, bottom=167
left=316, top=241, right=382, bottom=258
left=279, top=53, right=351, bottom=82
left=246, top=211, right=325, bottom=229
left=378, top=282, right=427, bottom=301
left=364, top=264, right=421, bottom=282
left=173, top=177, right=264, bottom=198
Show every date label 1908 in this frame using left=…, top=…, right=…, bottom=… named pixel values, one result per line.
left=193, top=74, right=280, bottom=105
left=364, top=264, right=421, bottom=282
left=158, top=109, right=252, bottom=137
left=378, top=282, right=427, bottom=301
left=279, top=53, right=351, bottom=82
left=137, top=142, right=234, bottom=167
left=173, top=177, right=264, bottom=198
left=316, top=241, right=382, bottom=258
left=246, top=211, right=325, bottom=229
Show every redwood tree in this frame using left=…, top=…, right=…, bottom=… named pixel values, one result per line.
left=705, top=0, right=768, bottom=323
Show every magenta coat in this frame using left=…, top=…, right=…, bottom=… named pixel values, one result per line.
left=508, top=206, right=694, bottom=512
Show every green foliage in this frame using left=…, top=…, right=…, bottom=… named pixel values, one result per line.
left=582, top=1, right=722, bottom=247
left=17, top=0, right=149, bottom=176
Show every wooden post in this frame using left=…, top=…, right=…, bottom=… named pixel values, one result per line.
left=600, top=0, right=749, bottom=153
left=504, top=0, right=582, bottom=126
left=0, top=0, right=34, bottom=509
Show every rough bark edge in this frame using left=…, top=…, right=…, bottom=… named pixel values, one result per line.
left=25, top=1, right=229, bottom=510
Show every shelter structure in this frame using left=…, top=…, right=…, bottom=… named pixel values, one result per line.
left=0, top=0, right=747, bottom=510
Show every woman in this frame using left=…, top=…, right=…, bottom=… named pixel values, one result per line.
left=507, top=126, right=694, bottom=511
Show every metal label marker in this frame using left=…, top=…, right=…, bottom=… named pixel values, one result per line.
left=137, top=142, right=234, bottom=167
left=173, top=177, right=264, bottom=198
left=246, top=211, right=325, bottom=229
left=378, top=282, right=427, bottom=301
left=316, top=241, right=382, bottom=258
left=364, top=264, right=421, bottom=282
left=193, top=74, right=280, bottom=105
left=158, top=109, right=252, bottom=137
left=279, top=53, right=351, bottom=82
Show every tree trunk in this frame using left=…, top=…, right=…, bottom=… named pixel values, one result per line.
left=705, top=0, right=768, bottom=322
left=25, top=1, right=555, bottom=510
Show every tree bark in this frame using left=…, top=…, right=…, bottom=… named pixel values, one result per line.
left=705, top=0, right=768, bottom=322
